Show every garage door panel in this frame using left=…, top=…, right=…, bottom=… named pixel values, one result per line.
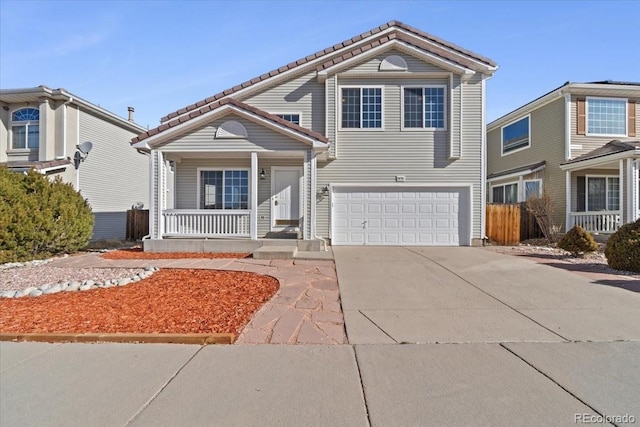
left=332, top=186, right=469, bottom=246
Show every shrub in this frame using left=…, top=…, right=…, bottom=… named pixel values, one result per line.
left=0, top=167, right=94, bottom=263
left=525, top=193, right=561, bottom=243
left=557, top=225, right=598, bottom=256
left=605, top=219, right=640, bottom=273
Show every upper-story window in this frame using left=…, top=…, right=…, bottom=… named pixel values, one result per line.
left=276, top=114, right=300, bottom=125
left=403, top=86, right=446, bottom=129
left=341, top=87, right=382, bottom=129
left=501, top=115, right=530, bottom=155
left=11, top=107, right=40, bottom=150
left=587, top=98, right=626, bottom=136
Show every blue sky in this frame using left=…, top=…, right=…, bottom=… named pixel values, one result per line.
left=1, top=0, right=639, bottom=129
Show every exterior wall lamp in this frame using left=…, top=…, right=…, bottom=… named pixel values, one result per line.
left=260, top=168, right=266, bottom=180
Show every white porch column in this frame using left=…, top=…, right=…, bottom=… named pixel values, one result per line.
left=310, top=151, right=317, bottom=240
left=157, top=151, right=164, bottom=238
left=565, top=170, right=571, bottom=231
left=629, top=159, right=639, bottom=222
left=148, top=150, right=156, bottom=239
left=250, top=152, right=258, bottom=240
left=619, top=159, right=625, bottom=224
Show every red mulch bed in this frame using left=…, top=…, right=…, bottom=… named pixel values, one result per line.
left=101, top=248, right=250, bottom=260
left=0, top=269, right=278, bottom=335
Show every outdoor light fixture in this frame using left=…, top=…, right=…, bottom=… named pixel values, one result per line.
left=260, top=168, right=266, bottom=180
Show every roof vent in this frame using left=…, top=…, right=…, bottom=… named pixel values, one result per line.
left=379, top=55, right=408, bottom=71
left=215, top=120, right=248, bottom=138
left=127, top=106, right=134, bottom=122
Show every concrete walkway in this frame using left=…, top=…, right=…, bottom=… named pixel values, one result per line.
left=48, top=253, right=345, bottom=345
left=2, top=247, right=639, bottom=426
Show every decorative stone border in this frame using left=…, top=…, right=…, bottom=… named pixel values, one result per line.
left=0, top=266, right=159, bottom=299
left=0, top=256, right=61, bottom=271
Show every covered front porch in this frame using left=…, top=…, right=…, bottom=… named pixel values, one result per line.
left=154, top=150, right=315, bottom=240
left=562, top=140, right=640, bottom=233
left=133, top=99, right=329, bottom=245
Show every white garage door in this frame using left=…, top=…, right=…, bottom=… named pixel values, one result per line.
left=331, top=186, right=470, bottom=246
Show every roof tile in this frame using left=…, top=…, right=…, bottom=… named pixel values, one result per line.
left=154, top=20, right=496, bottom=128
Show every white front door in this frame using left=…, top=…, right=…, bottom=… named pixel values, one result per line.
left=272, top=168, right=302, bottom=229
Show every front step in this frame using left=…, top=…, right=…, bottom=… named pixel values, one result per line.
left=252, top=246, right=298, bottom=260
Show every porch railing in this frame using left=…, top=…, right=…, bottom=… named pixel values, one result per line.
left=570, top=211, right=621, bottom=233
left=162, top=209, right=251, bottom=237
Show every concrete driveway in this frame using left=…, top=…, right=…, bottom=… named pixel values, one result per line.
left=335, top=246, right=640, bottom=343
left=334, top=246, right=640, bottom=425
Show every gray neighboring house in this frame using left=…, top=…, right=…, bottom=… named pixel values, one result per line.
left=0, top=85, right=149, bottom=240
left=487, top=81, right=639, bottom=234
left=132, top=21, right=497, bottom=247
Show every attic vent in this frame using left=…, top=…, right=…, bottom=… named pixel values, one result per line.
left=379, top=55, right=408, bottom=71
left=215, top=120, right=248, bottom=138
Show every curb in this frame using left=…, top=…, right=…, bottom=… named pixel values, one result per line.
left=0, top=332, right=235, bottom=345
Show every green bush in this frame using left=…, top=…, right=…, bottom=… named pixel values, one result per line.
left=0, top=167, right=94, bottom=263
left=557, top=225, right=598, bottom=256
left=605, top=219, right=640, bottom=273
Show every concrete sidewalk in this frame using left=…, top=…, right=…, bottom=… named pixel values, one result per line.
left=2, top=341, right=637, bottom=426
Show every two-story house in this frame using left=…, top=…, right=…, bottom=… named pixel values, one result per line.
left=0, top=85, right=149, bottom=240
left=487, top=81, right=639, bottom=234
left=131, top=21, right=497, bottom=249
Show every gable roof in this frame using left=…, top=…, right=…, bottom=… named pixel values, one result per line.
left=158, top=20, right=496, bottom=125
left=132, top=97, right=328, bottom=146
left=488, top=81, right=640, bottom=132
left=561, top=140, right=640, bottom=165
left=0, top=85, right=146, bottom=134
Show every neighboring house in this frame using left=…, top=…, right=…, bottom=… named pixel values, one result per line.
left=0, top=85, right=149, bottom=240
left=487, top=81, right=639, bottom=234
left=132, top=21, right=497, bottom=247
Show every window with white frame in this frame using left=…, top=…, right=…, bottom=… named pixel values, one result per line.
left=341, top=87, right=382, bottom=128
left=403, top=86, right=446, bottom=129
left=11, top=108, right=40, bottom=150
left=587, top=98, right=626, bottom=136
left=501, top=116, right=530, bottom=154
left=492, top=183, right=518, bottom=204
left=524, top=179, right=542, bottom=200
left=200, top=170, right=249, bottom=210
left=276, top=114, right=300, bottom=125
left=586, top=176, right=619, bottom=211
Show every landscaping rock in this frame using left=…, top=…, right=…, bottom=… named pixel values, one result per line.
left=0, top=290, right=17, bottom=298
left=29, top=289, right=43, bottom=297
left=79, top=284, right=93, bottom=291
left=118, top=278, right=132, bottom=286
left=42, top=284, right=63, bottom=295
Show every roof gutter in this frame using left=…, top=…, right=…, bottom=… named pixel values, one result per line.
left=560, top=149, right=640, bottom=171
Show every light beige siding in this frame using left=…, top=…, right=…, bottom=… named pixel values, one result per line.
left=487, top=98, right=566, bottom=228
left=341, top=49, right=448, bottom=74
left=78, top=109, right=148, bottom=240
left=316, top=73, right=484, bottom=241
left=242, top=71, right=325, bottom=134
left=157, top=115, right=309, bottom=153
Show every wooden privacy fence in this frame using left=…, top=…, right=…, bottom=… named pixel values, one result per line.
left=126, top=209, right=149, bottom=240
left=486, top=203, right=542, bottom=245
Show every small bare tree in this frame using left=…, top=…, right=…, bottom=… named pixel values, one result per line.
left=525, top=193, right=561, bottom=243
